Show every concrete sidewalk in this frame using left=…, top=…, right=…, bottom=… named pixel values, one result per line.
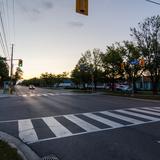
left=0, top=89, right=15, bottom=98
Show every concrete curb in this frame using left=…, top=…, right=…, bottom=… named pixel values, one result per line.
left=0, top=131, right=41, bottom=160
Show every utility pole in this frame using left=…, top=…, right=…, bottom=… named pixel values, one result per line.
left=10, top=44, right=14, bottom=94
left=10, top=44, right=14, bottom=78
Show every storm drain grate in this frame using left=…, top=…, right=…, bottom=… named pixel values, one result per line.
left=42, top=154, right=60, bottom=160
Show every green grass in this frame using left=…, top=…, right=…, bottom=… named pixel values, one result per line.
left=0, top=140, right=23, bottom=160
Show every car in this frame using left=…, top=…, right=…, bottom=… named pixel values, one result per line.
left=29, top=85, right=35, bottom=90
left=116, top=85, right=132, bottom=93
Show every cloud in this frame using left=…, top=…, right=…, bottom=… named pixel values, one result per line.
left=69, top=21, right=84, bottom=27
left=42, top=1, right=54, bottom=10
left=31, top=8, right=41, bottom=15
left=16, top=0, right=54, bottom=20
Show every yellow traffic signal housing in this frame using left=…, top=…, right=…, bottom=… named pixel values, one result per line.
left=18, top=59, right=23, bottom=67
left=76, top=0, right=88, bottom=16
left=139, top=58, right=145, bottom=67
left=120, top=62, right=125, bottom=70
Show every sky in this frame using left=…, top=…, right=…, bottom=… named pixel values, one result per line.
left=1, top=0, right=160, bottom=79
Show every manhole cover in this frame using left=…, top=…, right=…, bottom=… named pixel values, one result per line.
left=42, top=154, right=59, bottom=160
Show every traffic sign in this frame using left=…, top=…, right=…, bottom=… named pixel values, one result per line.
left=76, top=0, right=88, bottom=16
left=130, top=59, right=139, bottom=65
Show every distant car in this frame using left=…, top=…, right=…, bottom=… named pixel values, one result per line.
left=29, top=85, right=35, bottom=90
left=116, top=85, right=132, bottom=93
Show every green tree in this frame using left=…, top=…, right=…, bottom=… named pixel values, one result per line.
left=130, top=15, right=160, bottom=94
left=13, top=67, right=23, bottom=84
left=71, top=49, right=104, bottom=90
left=102, top=44, right=123, bottom=91
left=122, top=41, right=142, bottom=92
left=0, top=56, right=9, bottom=87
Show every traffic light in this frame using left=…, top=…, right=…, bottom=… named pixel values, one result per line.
left=76, top=0, right=88, bottom=16
left=18, top=59, right=23, bottom=67
left=120, top=62, right=125, bottom=70
left=139, top=58, right=145, bottom=67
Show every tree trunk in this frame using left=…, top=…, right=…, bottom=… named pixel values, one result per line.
left=152, top=80, right=158, bottom=95
left=111, top=76, right=115, bottom=92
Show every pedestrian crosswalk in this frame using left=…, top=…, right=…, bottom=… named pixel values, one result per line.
left=18, top=92, right=92, bottom=98
left=3, top=106, right=160, bottom=144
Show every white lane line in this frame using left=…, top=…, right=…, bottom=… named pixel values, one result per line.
left=64, top=115, right=100, bottom=132
left=42, top=94, right=48, bottom=97
left=29, top=94, right=36, bottom=97
left=116, top=110, right=160, bottom=121
left=21, top=94, right=27, bottom=97
left=18, top=119, right=38, bottom=143
left=42, top=117, right=72, bottom=137
left=48, top=93, right=54, bottom=96
left=100, top=111, right=144, bottom=124
left=143, top=108, right=160, bottom=112
left=83, top=113, right=124, bottom=128
left=129, top=108, right=160, bottom=117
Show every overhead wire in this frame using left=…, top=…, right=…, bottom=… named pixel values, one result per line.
left=12, top=0, right=15, bottom=43
left=146, top=0, right=160, bottom=5
left=0, top=11, right=10, bottom=58
left=0, top=0, right=10, bottom=58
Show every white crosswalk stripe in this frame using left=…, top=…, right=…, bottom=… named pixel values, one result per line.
left=83, top=113, right=124, bottom=128
left=13, top=107, right=160, bottom=144
left=116, top=109, right=160, bottom=121
left=48, top=93, right=54, bottom=96
left=64, top=114, right=100, bottom=132
left=42, top=117, right=72, bottom=137
left=129, top=108, right=160, bottom=116
left=18, top=119, right=38, bottom=143
left=100, top=111, right=144, bottom=124
left=153, top=107, right=160, bottom=110
left=143, top=108, right=160, bottom=112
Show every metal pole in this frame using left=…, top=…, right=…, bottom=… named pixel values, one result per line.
left=10, top=44, right=14, bottom=78
left=132, top=65, right=134, bottom=95
left=10, top=44, right=14, bottom=94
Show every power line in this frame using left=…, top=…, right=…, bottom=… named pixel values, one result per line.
left=0, top=11, right=10, bottom=58
left=12, top=0, right=15, bottom=43
left=146, top=0, right=160, bottom=5
left=0, top=31, right=8, bottom=58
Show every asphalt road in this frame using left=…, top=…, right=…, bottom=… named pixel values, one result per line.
left=0, top=86, right=160, bottom=160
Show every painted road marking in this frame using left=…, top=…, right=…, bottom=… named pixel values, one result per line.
left=64, top=115, right=100, bottom=132
left=42, top=117, right=72, bottom=137
left=83, top=113, right=124, bottom=128
left=18, top=119, right=38, bottom=143
left=2, top=106, right=160, bottom=144
left=116, top=110, right=160, bottom=121
left=143, top=108, right=160, bottom=113
left=129, top=108, right=160, bottom=117
left=48, top=93, right=54, bottom=96
left=100, top=111, right=144, bottom=124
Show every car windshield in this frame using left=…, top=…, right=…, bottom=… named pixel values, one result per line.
left=0, top=1, right=160, bottom=160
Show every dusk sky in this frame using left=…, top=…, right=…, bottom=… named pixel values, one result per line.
left=1, top=0, right=160, bottom=79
